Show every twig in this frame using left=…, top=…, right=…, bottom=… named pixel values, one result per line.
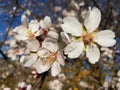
left=102, top=7, right=112, bottom=30
left=0, top=0, right=18, bottom=48
left=32, top=71, right=48, bottom=90
left=0, top=49, right=8, bottom=60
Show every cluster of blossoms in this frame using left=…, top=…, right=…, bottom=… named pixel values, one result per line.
left=13, top=15, right=65, bottom=77
left=13, top=7, right=116, bottom=76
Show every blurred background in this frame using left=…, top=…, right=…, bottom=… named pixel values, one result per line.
left=0, top=0, right=120, bottom=90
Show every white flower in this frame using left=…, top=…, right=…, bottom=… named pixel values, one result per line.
left=37, top=38, right=65, bottom=76
left=61, top=7, right=116, bottom=64
left=13, top=14, right=41, bottom=41
left=37, top=47, right=65, bottom=76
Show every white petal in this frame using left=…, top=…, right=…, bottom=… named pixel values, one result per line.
left=40, top=16, right=51, bottom=29
left=47, top=31, right=59, bottom=39
left=13, top=26, right=28, bottom=35
left=35, top=60, right=51, bottom=73
left=57, top=51, right=65, bottom=66
left=94, top=30, right=116, bottom=47
left=38, top=48, right=50, bottom=58
left=14, top=35, right=28, bottom=40
left=23, top=53, right=38, bottom=67
left=51, top=61, right=61, bottom=77
left=21, top=14, right=28, bottom=26
left=61, top=16, right=83, bottom=36
left=86, top=44, right=100, bottom=64
left=84, top=7, right=101, bottom=32
left=29, top=20, right=40, bottom=33
left=27, top=39, right=40, bottom=52
left=42, top=38, right=59, bottom=52
left=64, top=41, right=84, bottom=58
left=60, top=32, right=70, bottom=44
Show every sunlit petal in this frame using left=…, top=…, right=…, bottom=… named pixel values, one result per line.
left=47, top=31, right=59, bottom=39
left=60, top=32, right=70, bottom=44
left=27, top=39, right=40, bottom=52
left=29, top=20, right=40, bottom=33
left=86, top=44, right=100, bottom=64
left=42, top=38, right=59, bottom=52
left=61, top=16, right=83, bottom=36
left=23, top=53, right=38, bottom=67
left=57, top=51, right=65, bottom=66
left=35, top=60, right=51, bottom=73
left=84, top=7, right=101, bottom=32
left=21, top=14, right=28, bottom=26
left=64, top=41, right=84, bottom=58
left=94, top=30, right=116, bottom=47
left=40, top=16, right=51, bottom=29
left=51, top=61, right=61, bottom=77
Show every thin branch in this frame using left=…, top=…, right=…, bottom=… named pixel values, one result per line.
left=0, top=0, right=19, bottom=48
left=102, top=7, right=112, bottom=30
left=0, top=49, right=8, bottom=60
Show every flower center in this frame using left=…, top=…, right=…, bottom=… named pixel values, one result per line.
left=82, top=32, right=93, bottom=45
left=27, top=30, right=35, bottom=39
left=41, top=52, right=57, bottom=65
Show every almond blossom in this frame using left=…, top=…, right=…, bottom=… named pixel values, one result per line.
left=61, top=7, right=116, bottom=64
left=13, top=14, right=41, bottom=41
left=36, top=38, right=65, bottom=76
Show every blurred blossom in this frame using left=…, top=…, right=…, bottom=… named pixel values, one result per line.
left=3, top=87, right=11, bottom=90
left=58, top=73, right=66, bottom=81
left=54, top=6, right=62, bottom=12
left=62, top=9, right=77, bottom=17
left=116, top=82, right=120, bottom=90
left=117, top=70, right=120, bottom=76
left=79, top=1, right=85, bottom=6
left=70, top=0, right=80, bottom=10
left=101, top=47, right=114, bottom=59
left=61, top=7, right=116, bottom=64
left=48, top=79, right=63, bottom=90
left=79, top=81, right=92, bottom=89
left=17, top=82, right=32, bottom=90
left=24, top=10, right=31, bottom=16
left=103, top=81, right=109, bottom=89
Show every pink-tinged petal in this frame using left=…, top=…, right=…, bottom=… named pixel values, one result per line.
left=86, top=44, right=100, bottom=64
left=84, top=7, right=101, bottom=33
left=64, top=41, right=84, bottom=58
left=42, top=38, right=59, bottom=52
left=51, top=61, right=61, bottom=77
left=47, top=31, right=59, bottom=39
left=57, top=51, right=65, bottom=66
left=27, top=39, right=40, bottom=52
left=29, top=20, right=40, bottom=33
left=60, top=32, right=70, bottom=44
left=61, top=16, right=83, bottom=36
left=35, top=60, right=51, bottom=74
left=23, top=53, right=38, bottom=67
left=94, top=30, right=116, bottom=47
left=40, top=16, right=51, bottom=29
left=37, top=48, right=50, bottom=58
left=21, top=14, right=28, bottom=26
